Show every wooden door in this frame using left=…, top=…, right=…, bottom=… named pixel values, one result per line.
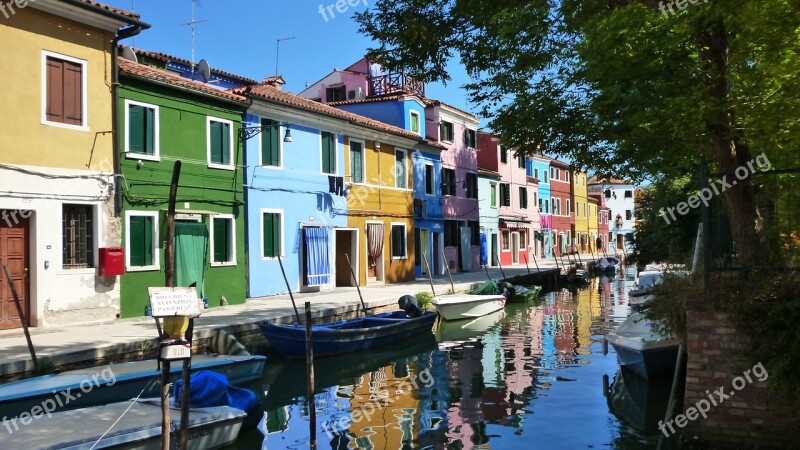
left=0, top=211, right=30, bottom=330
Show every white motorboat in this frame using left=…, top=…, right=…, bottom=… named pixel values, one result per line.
left=432, top=294, right=506, bottom=321
left=628, top=270, right=663, bottom=308
left=1, top=398, right=246, bottom=449
left=605, top=312, right=679, bottom=379
left=435, top=309, right=506, bottom=344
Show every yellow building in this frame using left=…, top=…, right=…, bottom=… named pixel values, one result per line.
left=344, top=135, right=418, bottom=285
left=588, top=196, right=600, bottom=254
left=0, top=1, right=147, bottom=329
left=571, top=170, right=590, bottom=254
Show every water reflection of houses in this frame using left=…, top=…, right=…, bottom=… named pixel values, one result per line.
left=545, top=290, right=580, bottom=365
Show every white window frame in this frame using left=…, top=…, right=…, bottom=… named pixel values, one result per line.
left=124, top=99, right=160, bottom=161
left=490, top=182, right=498, bottom=208
left=410, top=110, right=421, bottom=136
left=260, top=208, right=284, bottom=260
left=395, top=148, right=408, bottom=189
left=210, top=214, right=237, bottom=267
left=520, top=229, right=527, bottom=250
left=125, top=211, right=160, bottom=272
left=565, top=171, right=570, bottom=183
left=349, top=138, right=366, bottom=183
left=259, top=119, right=284, bottom=170
left=390, top=222, right=408, bottom=260
left=319, top=130, right=338, bottom=175
left=440, top=120, right=454, bottom=143
left=424, top=163, right=435, bottom=196
left=566, top=199, right=571, bottom=216
left=206, top=116, right=235, bottom=170
left=41, top=50, right=89, bottom=131
left=502, top=230, right=510, bottom=251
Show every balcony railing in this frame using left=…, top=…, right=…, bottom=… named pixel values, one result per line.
left=369, top=72, right=425, bottom=97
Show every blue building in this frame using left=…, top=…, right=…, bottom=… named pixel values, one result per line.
left=529, top=156, right=552, bottom=259
left=129, top=47, right=257, bottom=90
left=334, top=95, right=447, bottom=277
left=478, top=169, right=501, bottom=266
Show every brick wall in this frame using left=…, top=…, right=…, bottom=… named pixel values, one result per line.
left=684, top=309, right=797, bottom=447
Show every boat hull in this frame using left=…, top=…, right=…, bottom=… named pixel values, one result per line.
left=433, top=295, right=506, bottom=321
left=1, top=400, right=245, bottom=450
left=609, top=341, right=679, bottom=380
left=0, top=354, right=265, bottom=419
left=259, top=311, right=438, bottom=359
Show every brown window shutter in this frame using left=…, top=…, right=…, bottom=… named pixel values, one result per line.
left=64, top=61, right=82, bottom=125
left=46, top=57, right=64, bottom=123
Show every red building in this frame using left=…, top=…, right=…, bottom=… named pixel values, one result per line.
left=547, top=158, right=574, bottom=257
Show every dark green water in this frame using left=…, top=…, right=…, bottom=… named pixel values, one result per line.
left=234, top=275, right=672, bottom=449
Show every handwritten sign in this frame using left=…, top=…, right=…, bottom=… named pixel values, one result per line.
left=147, top=287, right=201, bottom=318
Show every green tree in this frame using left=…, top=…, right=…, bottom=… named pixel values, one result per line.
left=355, top=0, right=800, bottom=267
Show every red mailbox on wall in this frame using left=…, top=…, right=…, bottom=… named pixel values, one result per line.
left=98, top=247, right=125, bottom=277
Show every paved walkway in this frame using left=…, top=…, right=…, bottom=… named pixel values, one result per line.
left=0, top=254, right=623, bottom=378
left=0, top=262, right=573, bottom=378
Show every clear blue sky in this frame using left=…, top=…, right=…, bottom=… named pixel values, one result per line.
left=105, top=0, right=481, bottom=125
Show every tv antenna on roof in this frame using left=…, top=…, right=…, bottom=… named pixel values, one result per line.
left=181, top=0, right=207, bottom=77
left=275, top=36, right=295, bottom=77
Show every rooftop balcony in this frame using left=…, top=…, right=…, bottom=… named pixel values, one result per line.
left=368, top=71, right=425, bottom=98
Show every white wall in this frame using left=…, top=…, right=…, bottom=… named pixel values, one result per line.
left=0, top=164, right=120, bottom=327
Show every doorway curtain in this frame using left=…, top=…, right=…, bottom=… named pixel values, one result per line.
left=460, top=226, right=472, bottom=271
left=175, top=221, right=209, bottom=299
left=304, top=227, right=331, bottom=286
left=479, top=232, right=488, bottom=266
left=366, top=223, right=384, bottom=269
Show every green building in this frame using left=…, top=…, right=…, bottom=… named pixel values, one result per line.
left=117, top=57, right=248, bottom=318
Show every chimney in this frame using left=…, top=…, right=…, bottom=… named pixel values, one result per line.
left=261, top=75, right=286, bottom=89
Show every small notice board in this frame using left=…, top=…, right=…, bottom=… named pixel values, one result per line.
left=147, top=287, right=202, bottom=318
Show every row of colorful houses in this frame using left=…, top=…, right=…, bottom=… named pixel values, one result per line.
left=0, top=1, right=638, bottom=330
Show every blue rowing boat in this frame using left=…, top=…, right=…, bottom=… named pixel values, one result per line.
left=0, top=354, right=266, bottom=419
left=259, top=310, right=438, bottom=359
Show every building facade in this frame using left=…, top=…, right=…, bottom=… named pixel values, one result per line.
left=529, top=156, right=552, bottom=259
left=117, top=59, right=248, bottom=317
left=548, top=158, right=574, bottom=258
left=571, top=170, right=590, bottom=254
left=477, top=169, right=501, bottom=267
left=588, top=178, right=637, bottom=252
left=0, top=1, right=146, bottom=329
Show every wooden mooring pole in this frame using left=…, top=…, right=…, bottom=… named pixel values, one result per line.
left=305, top=302, right=317, bottom=449
left=441, top=248, right=455, bottom=293
left=163, top=160, right=181, bottom=450
left=2, top=264, right=38, bottom=373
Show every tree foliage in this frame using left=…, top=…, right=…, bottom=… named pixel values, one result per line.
left=355, top=0, right=800, bottom=265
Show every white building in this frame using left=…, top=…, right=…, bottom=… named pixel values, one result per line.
left=588, top=178, right=637, bottom=252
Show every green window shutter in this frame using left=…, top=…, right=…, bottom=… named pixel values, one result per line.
left=262, top=119, right=280, bottom=166
left=213, top=218, right=231, bottom=263
left=210, top=121, right=222, bottom=164
left=128, top=105, right=144, bottom=154
left=351, top=145, right=363, bottom=183
left=263, top=213, right=281, bottom=257
left=129, top=215, right=153, bottom=267
left=144, top=107, right=155, bottom=156
left=322, top=132, right=336, bottom=174
left=221, top=122, right=231, bottom=165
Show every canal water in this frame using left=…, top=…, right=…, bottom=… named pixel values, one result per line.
left=234, top=274, right=673, bottom=449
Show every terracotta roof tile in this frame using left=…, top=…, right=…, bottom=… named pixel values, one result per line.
left=236, top=84, right=426, bottom=142
left=128, top=48, right=258, bottom=85
left=328, top=94, right=415, bottom=107
left=79, top=0, right=140, bottom=20
left=424, top=98, right=479, bottom=121
left=587, top=176, right=633, bottom=185
left=118, top=58, right=247, bottom=104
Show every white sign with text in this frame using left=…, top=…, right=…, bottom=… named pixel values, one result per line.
left=147, top=287, right=201, bottom=317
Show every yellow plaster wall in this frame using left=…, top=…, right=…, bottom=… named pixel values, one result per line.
left=0, top=7, right=115, bottom=171
left=572, top=171, right=590, bottom=252
left=344, top=137, right=416, bottom=284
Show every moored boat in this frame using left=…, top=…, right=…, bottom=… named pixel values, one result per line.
left=605, top=312, right=679, bottom=379
left=0, top=398, right=246, bottom=449
left=0, top=354, right=266, bottom=419
left=432, top=294, right=506, bottom=321
left=259, top=310, right=438, bottom=359
left=628, top=270, right=663, bottom=309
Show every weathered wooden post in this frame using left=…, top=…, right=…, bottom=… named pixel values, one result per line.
left=305, top=302, right=317, bottom=449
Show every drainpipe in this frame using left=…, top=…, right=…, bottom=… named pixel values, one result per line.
left=112, top=24, right=148, bottom=216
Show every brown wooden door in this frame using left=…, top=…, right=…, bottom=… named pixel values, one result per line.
left=0, top=211, right=29, bottom=330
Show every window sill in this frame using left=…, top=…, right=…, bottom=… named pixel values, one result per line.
left=58, top=268, right=96, bottom=275
left=391, top=256, right=408, bottom=261
left=126, top=265, right=161, bottom=272
left=261, top=256, right=284, bottom=261
left=208, top=163, right=235, bottom=171
left=42, top=120, right=89, bottom=132
left=211, top=261, right=237, bottom=267
left=125, top=153, right=160, bottom=162
left=260, top=165, right=283, bottom=170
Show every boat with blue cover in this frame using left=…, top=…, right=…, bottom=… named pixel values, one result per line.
left=259, top=310, right=438, bottom=359
left=0, top=354, right=265, bottom=419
